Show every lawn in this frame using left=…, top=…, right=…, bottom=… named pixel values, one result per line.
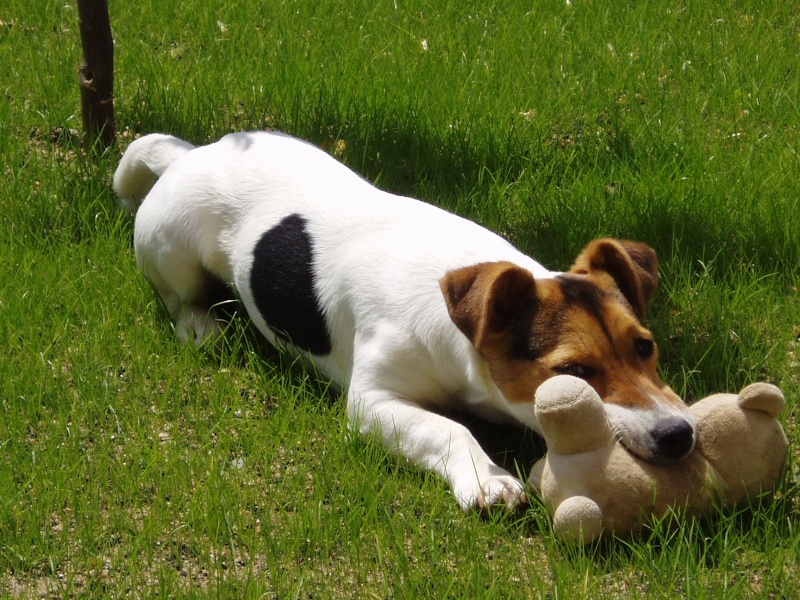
left=1, top=0, right=798, bottom=597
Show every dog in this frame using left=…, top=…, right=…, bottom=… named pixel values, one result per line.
left=114, top=131, right=697, bottom=511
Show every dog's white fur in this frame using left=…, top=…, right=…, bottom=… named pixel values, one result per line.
left=115, top=131, right=693, bottom=510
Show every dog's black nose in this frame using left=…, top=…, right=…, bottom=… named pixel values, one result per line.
left=651, top=417, right=696, bottom=462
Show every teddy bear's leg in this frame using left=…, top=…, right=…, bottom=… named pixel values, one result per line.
left=553, top=496, right=604, bottom=544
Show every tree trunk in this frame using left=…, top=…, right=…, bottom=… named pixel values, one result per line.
left=77, top=0, right=115, bottom=149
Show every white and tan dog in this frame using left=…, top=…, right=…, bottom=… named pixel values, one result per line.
left=114, top=131, right=697, bottom=510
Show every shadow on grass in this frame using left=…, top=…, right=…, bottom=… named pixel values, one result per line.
left=276, top=97, right=798, bottom=276
left=176, top=283, right=549, bottom=491
left=446, top=412, right=547, bottom=482
left=123, top=90, right=797, bottom=273
left=210, top=294, right=548, bottom=467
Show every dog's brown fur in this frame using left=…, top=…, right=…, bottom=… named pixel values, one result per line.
left=440, top=239, right=682, bottom=417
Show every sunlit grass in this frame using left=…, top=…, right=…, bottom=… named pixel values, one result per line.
left=1, top=0, right=798, bottom=597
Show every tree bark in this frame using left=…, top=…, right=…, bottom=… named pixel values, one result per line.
left=77, top=0, right=115, bottom=149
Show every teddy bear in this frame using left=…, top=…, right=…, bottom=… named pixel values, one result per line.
left=528, top=375, right=789, bottom=543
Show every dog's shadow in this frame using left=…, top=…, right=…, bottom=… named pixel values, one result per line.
left=209, top=294, right=548, bottom=478
left=447, top=412, right=547, bottom=480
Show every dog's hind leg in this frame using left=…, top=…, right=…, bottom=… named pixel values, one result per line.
left=137, top=244, right=230, bottom=346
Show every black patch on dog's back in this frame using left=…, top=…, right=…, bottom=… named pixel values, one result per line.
left=250, top=214, right=332, bottom=355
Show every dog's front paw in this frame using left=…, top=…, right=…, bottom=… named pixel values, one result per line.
left=455, top=475, right=527, bottom=512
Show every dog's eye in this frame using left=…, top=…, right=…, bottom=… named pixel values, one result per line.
left=634, top=338, right=655, bottom=359
left=556, top=364, right=596, bottom=379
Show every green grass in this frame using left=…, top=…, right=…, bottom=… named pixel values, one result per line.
left=1, top=0, right=799, bottom=597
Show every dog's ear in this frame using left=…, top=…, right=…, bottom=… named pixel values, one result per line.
left=440, top=262, right=537, bottom=351
left=570, top=238, right=659, bottom=318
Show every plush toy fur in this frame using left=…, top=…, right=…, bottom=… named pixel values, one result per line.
left=529, top=375, right=789, bottom=543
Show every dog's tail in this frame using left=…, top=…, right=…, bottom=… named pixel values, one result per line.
left=113, top=134, right=195, bottom=211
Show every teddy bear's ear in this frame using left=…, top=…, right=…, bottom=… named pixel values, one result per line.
left=439, top=261, right=537, bottom=352
left=738, top=382, right=785, bottom=417
left=569, top=238, right=659, bottom=318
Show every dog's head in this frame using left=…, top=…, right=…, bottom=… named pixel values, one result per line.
left=440, top=238, right=696, bottom=464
